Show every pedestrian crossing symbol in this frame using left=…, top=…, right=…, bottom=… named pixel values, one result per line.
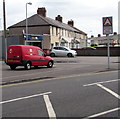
left=103, top=16, right=113, bottom=35
left=103, top=17, right=112, bottom=26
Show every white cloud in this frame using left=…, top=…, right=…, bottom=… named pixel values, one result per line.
left=119, top=1, right=120, bottom=34
left=0, top=0, right=119, bottom=37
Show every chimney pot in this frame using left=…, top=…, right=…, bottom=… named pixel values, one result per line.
left=37, top=7, right=46, bottom=17
left=91, top=35, right=94, bottom=38
left=98, top=34, right=101, bottom=37
left=55, top=15, right=62, bottom=22
left=114, top=32, right=117, bottom=35
left=68, top=20, right=74, bottom=27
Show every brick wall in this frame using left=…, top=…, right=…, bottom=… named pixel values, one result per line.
left=72, top=47, right=120, bottom=56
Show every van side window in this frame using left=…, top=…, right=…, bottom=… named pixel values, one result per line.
left=38, top=50, right=44, bottom=56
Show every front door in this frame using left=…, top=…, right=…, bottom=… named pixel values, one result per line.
left=37, top=49, right=48, bottom=66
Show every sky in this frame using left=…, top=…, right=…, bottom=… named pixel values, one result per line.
left=0, top=0, right=119, bottom=37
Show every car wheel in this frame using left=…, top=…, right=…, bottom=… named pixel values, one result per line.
left=67, top=53, right=73, bottom=57
left=50, top=53, right=55, bottom=57
left=10, top=65, right=16, bottom=70
left=25, top=62, right=31, bottom=70
left=47, top=61, right=53, bottom=68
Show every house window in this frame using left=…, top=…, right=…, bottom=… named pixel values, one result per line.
left=68, top=31, right=70, bottom=37
left=51, top=27, right=54, bottom=36
left=55, top=42, right=59, bottom=46
left=56, top=27, right=58, bottom=36
left=65, top=30, right=67, bottom=37
left=51, top=44, right=54, bottom=49
left=59, top=29, right=62, bottom=36
left=62, top=29, right=64, bottom=36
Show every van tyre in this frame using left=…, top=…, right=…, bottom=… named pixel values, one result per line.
left=10, top=65, right=16, bottom=70
left=47, top=61, right=53, bottom=68
left=25, top=62, right=31, bottom=70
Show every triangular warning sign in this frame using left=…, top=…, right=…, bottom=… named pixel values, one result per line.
left=104, top=18, right=112, bottom=26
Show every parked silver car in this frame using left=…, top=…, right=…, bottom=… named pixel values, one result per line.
left=50, top=46, right=77, bottom=57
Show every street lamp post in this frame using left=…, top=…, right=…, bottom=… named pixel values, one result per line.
left=25, top=2, right=32, bottom=45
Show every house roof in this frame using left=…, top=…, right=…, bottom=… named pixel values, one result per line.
left=90, top=34, right=119, bottom=41
left=72, top=26, right=87, bottom=35
left=8, top=14, right=87, bottom=35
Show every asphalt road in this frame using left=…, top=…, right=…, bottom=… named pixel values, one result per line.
left=2, top=70, right=120, bottom=118
left=1, top=56, right=120, bottom=118
left=2, top=56, right=119, bottom=84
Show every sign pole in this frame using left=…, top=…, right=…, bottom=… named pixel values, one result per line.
left=107, top=34, right=110, bottom=69
left=102, top=16, right=113, bottom=70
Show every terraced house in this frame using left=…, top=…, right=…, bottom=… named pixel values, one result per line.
left=8, top=7, right=87, bottom=51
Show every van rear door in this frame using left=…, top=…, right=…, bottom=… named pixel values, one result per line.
left=7, top=46, right=22, bottom=63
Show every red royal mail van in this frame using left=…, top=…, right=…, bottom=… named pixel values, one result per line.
left=6, top=45, right=54, bottom=70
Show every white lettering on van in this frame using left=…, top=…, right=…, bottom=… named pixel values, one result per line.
left=9, top=49, right=12, bottom=53
left=29, top=49, right=33, bottom=55
left=30, top=49, right=33, bottom=52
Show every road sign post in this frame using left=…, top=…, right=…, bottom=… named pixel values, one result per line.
left=106, top=34, right=110, bottom=69
left=102, top=16, right=113, bottom=69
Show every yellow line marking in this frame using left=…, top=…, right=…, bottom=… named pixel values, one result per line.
left=1, top=70, right=119, bottom=88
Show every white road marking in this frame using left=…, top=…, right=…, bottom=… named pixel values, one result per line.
left=83, top=79, right=120, bottom=118
left=96, top=83, right=120, bottom=99
left=43, top=95, right=56, bottom=119
left=83, top=79, right=120, bottom=87
left=83, top=107, right=120, bottom=119
left=0, top=92, right=52, bottom=104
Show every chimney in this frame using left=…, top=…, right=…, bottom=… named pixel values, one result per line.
left=37, top=7, right=46, bottom=17
left=98, top=34, right=101, bottom=37
left=91, top=35, right=94, bottom=38
left=55, top=15, right=62, bottom=22
left=68, top=20, right=74, bottom=27
left=114, top=32, right=117, bottom=35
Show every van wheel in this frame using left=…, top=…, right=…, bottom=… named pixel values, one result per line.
left=10, top=65, right=16, bottom=70
left=47, top=61, right=53, bottom=68
left=25, top=62, right=31, bottom=70
left=67, top=53, right=73, bottom=57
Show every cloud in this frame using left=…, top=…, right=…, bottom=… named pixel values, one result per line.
left=0, top=0, right=119, bottom=36
left=118, top=2, right=120, bottom=34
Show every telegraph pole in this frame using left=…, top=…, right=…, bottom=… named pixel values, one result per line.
left=3, top=0, right=7, bottom=61
left=3, top=0, right=6, bottom=38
